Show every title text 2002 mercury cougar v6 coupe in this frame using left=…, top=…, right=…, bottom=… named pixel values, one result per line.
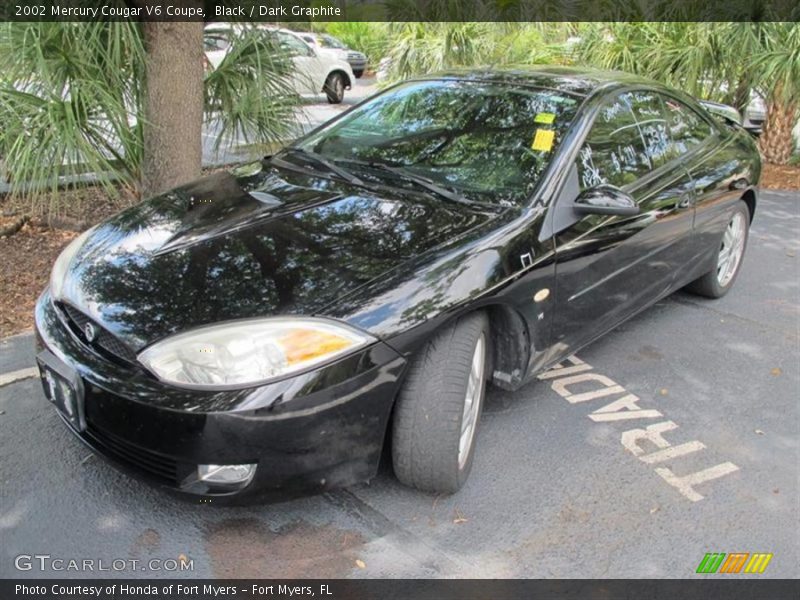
left=35, top=67, right=759, bottom=501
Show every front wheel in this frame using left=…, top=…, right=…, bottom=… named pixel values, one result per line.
left=353, top=69, right=364, bottom=78
left=391, top=312, right=489, bottom=494
left=685, top=201, right=750, bottom=298
left=324, top=73, right=345, bottom=104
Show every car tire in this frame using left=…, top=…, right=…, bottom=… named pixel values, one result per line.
left=353, top=69, right=364, bottom=79
left=324, top=73, right=345, bottom=104
left=391, top=312, right=489, bottom=494
left=685, top=201, right=750, bottom=299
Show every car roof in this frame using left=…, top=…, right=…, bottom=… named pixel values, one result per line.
left=420, top=66, right=662, bottom=98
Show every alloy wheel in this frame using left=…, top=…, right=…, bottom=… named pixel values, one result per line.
left=717, top=211, right=747, bottom=287
left=458, top=333, right=485, bottom=469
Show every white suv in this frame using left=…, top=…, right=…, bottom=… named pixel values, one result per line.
left=296, top=32, right=368, bottom=78
left=204, top=24, right=355, bottom=104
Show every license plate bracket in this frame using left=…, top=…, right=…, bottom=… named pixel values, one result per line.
left=37, top=350, right=86, bottom=432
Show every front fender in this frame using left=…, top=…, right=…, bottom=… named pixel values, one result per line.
left=319, top=206, right=556, bottom=386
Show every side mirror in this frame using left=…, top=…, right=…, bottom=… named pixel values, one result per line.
left=574, top=184, right=639, bottom=217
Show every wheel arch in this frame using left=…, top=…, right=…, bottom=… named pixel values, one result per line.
left=741, top=188, right=757, bottom=223
left=390, top=302, right=532, bottom=393
left=324, top=68, right=352, bottom=90
left=482, top=303, right=532, bottom=391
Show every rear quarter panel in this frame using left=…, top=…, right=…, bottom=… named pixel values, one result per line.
left=685, top=125, right=761, bottom=282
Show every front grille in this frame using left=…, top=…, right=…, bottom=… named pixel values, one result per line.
left=347, top=51, right=364, bottom=60
left=59, top=303, right=138, bottom=364
left=83, top=424, right=178, bottom=484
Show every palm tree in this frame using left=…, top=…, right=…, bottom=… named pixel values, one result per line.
left=578, top=22, right=799, bottom=164
left=0, top=22, right=299, bottom=207
left=0, top=22, right=145, bottom=201
left=751, top=23, right=800, bottom=165
left=380, top=22, right=498, bottom=81
left=378, top=22, right=573, bottom=83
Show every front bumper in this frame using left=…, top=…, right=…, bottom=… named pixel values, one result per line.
left=34, top=290, right=406, bottom=502
left=347, top=56, right=367, bottom=72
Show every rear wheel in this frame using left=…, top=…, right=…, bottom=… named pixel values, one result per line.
left=686, top=201, right=750, bottom=298
left=391, top=312, right=489, bottom=494
left=324, top=73, right=345, bottom=104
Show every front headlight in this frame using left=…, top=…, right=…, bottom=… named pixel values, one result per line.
left=137, top=318, right=376, bottom=389
left=50, top=225, right=98, bottom=300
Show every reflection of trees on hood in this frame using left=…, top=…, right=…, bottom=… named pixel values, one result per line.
left=76, top=170, right=486, bottom=346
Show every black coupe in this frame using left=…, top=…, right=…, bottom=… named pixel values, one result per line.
left=35, top=67, right=760, bottom=501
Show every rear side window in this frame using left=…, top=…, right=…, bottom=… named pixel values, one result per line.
left=661, top=96, right=713, bottom=154
left=577, top=93, right=651, bottom=189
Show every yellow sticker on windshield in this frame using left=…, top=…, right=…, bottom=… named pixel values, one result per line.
left=532, top=129, right=555, bottom=152
left=534, top=112, right=556, bottom=124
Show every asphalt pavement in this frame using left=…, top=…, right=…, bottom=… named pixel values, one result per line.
left=0, top=186, right=797, bottom=579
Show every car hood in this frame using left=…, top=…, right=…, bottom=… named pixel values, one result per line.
left=56, top=162, right=497, bottom=350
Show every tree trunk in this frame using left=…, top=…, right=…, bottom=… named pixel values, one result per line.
left=759, top=97, right=798, bottom=166
left=141, top=21, right=204, bottom=199
left=732, top=77, right=751, bottom=115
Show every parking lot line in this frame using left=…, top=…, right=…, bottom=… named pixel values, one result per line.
left=0, top=366, right=37, bottom=387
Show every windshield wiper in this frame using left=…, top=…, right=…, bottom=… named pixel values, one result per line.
left=341, top=159, right=476, bottom=207
left=283, top=147, right=364, bottom=186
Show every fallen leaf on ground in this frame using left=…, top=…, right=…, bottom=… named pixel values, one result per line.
left=355, top=559, right=366, bottom=569
left=770, top=367, right=782, bottom=376
left=754, top=429, right=764, bottom=435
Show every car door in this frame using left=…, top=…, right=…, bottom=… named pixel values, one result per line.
left=550, top=90, right=697, bottom=353
left=658, top=96, right=747, bottom=283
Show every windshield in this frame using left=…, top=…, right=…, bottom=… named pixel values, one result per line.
left=319, top=34, right=347, bottom=49
left=298, top=80, right=579, bottom=205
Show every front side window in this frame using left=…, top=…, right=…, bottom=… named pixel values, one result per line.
left=298, top=80, right=580, bottom=205
left=577, top=93, right=651, bottom=190
left=276, top=32, right=312, bottom=57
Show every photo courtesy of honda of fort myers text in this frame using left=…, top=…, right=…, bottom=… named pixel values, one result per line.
left=0, top=0, right=799, bottom=599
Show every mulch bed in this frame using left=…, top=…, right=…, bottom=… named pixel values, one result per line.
left=0, top=222, right=77, bottom=337
left=761, top=163, right=800, bottom=190
left=0, top=185, right=135, bottom=337
left=0, top=162, right=798, bottom=338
